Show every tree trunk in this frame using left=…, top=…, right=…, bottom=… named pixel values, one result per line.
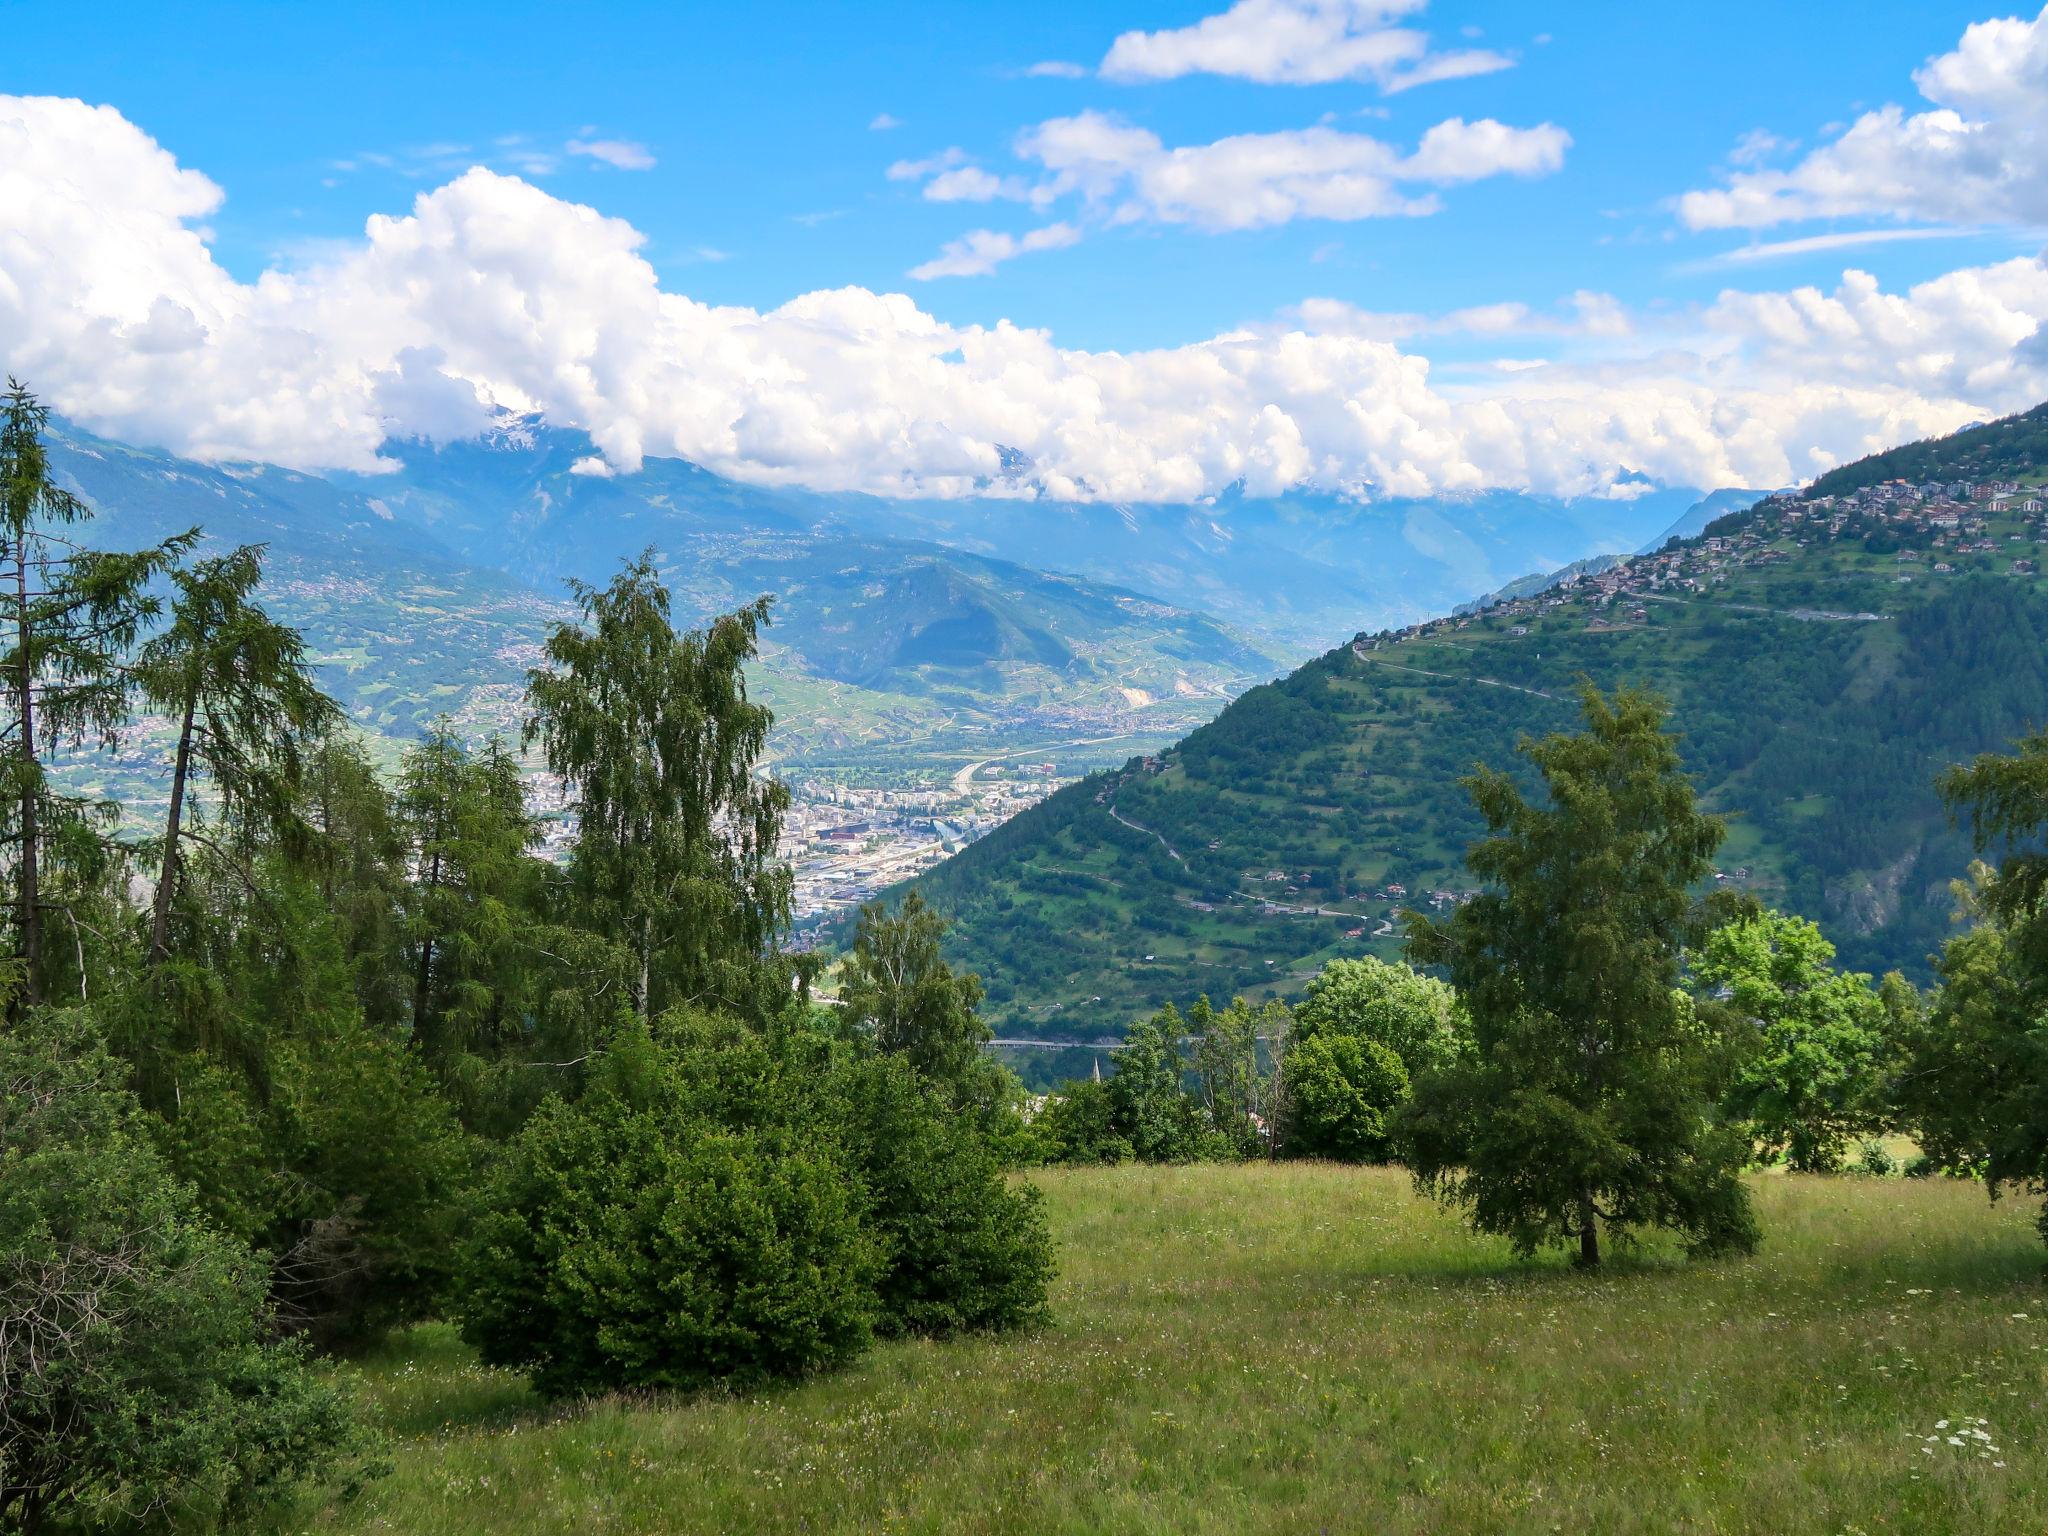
left=637, top=912, right=652, bottom=1019
left=14, top=540, right=39, bottom=1008
left=412, top=848, right=440, bottom=1043
left=148, top=692, right=198, bottom=965
left=1577, top=1195, right=1600, bottom=1268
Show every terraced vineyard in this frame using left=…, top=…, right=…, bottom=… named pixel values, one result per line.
left=916, top=413, right=2048, bottom=1037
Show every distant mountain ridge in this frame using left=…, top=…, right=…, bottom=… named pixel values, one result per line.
left=44, top=422, right=1279, bottom=775
left=907, top=407, right=2048, bottom=1037
left=43, top=410, right=1753, bottom=786
left=348, top=416, right=1721, bottom=651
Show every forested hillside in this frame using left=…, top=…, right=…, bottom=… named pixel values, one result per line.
left=915, top=411, right=2048, bottom=1036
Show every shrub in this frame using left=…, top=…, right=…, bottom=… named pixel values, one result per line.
left=461, top=1062, right=878, bottom=1398
left=0, top=1010, right=372, bottom=1532
left=825, top=1056, right=1054, bottom=1336
left=461, top=1014, right=1054, bottom=1398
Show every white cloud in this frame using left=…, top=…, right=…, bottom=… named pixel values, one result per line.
left=1294, top=290, right=1631, bottom=341
left=908, top=223, right=1082, bottom=279
left=1100, top=0, right=1512, bottom=91
left=566, top=136, right=655, bottom=171
left=886, top=147, right=969, bottom=181
left=1024, top=61, right=1088, bottom=79
left=1010, top=111, right=1567, bottom=231
left=1692, top=226, right=1987, bottom=269
left=869, top=113, right=902, bottom=131
left=4, top=94, right=2046, bottom=507
left=1679, top=6, right=2048, bottom=229
left=1404, top=117, right=1569, bottom=182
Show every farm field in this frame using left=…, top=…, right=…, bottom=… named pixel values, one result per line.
left=281, top=1163, right=2048, bottom=1535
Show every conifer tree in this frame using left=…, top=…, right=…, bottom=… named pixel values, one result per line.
left=0, top=381, right=189, bottom=1004
left=1401, top=684, right=1758, bottom=1266
left=135, top=543, right=338, bottom=966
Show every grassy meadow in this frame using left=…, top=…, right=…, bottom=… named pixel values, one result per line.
left=281, top=1164, right=2048, bottom=1534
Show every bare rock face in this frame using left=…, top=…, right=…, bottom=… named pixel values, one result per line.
left=1827, top=848, right=1921, bottom=937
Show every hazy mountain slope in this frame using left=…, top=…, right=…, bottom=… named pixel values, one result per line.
left=44, top=423, right=1279, bottom=778
left=910, top=411, right=2048, bottom=1037
left=351, top=422, right=1718, bottom=651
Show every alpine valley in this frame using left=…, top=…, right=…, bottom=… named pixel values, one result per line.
left=45, top=413, right=1748, bottom=797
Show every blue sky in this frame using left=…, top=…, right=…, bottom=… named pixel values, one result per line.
left=14, top=0, right=2019, bottom=349
left=3, top=2, right=2046, bottom=502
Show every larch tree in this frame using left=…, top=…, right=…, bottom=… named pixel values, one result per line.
left=1399, top=683, right=1758, bottom=1267
left=524, top=553, right=790, bottom=1020
left=396, top=728, right=568, bottom=1130
left=0, top=381, right=190, bottom=1005
left=134, top=543, right=339, bottom=967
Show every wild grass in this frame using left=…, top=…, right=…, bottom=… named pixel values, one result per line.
left=281, top=1164, right=2048, bottom=1534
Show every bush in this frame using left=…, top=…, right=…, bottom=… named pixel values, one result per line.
left=461, top=1014, right=1053, bottom=1398
left=0, top=1010, right=373, bottom=1532
left=825, top=1056, right=1054, bottom=1336
left=1285, top=1032, right=1409, bottom=1161
left=1033, top=1078, right=1134, bottom=1165
left=461, top=1063, right=878, bottom=1398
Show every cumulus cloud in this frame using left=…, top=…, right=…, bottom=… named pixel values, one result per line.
left=3, top=94, right=2046, bottom=505
left=1001, top=111, right=1567, bottom=231
left=1679, top=5, right=2048, bottom=229
left=1099, top=0, right=1512, bottom=92
left=566, top=136, right=655, bottom=171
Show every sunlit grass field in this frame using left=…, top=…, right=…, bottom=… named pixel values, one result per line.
left=281, top=1164, right=2048, bottom=1534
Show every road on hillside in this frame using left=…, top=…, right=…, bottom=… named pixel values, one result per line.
left=1107, top=803, right=1184, bottom=863
left=1355, top=654, right=1562, bottom=700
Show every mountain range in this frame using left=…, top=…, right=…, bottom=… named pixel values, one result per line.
left=45, top=414, right=1746, bottom=783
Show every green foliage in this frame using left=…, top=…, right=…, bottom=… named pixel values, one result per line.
left=1105, top=1003, right=1215, bottom=1163
left=135, top=541, right=340, bottom=964
left=1190, top=994, right=1284, bottom=1156
left=1401, top=684, right=1759, bottom=1266
left=1896, top=870, right=2048, bottom=1223
left=396, top=728, right=588, bottom=1134
left=462, top=1022, right=879, bottom=1399
left=1894, top=727, right=2048, bottom=1243
left=0, top=1008, right=372, bottom=1532
left=462, top=1012, right=1052, bottom=1398
left=1284, top=1031, right=1408, bottom=1161
left=126, top=866, right=477, bottom=1349
left=526, top=554, right=791, bottom=1021
left=839, top=890, right=992, bottom=1101
left=0, top=380, right=191, bottom=1006
left=1031, top=1076, right=1133, bottom=1165
left=1692, top=909, right=1897, bottom=1172
left=820, top=1053, right=1055, bottom=1337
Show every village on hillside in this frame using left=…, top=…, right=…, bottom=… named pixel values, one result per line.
left=1359, top=478, right=2048, bottom=652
